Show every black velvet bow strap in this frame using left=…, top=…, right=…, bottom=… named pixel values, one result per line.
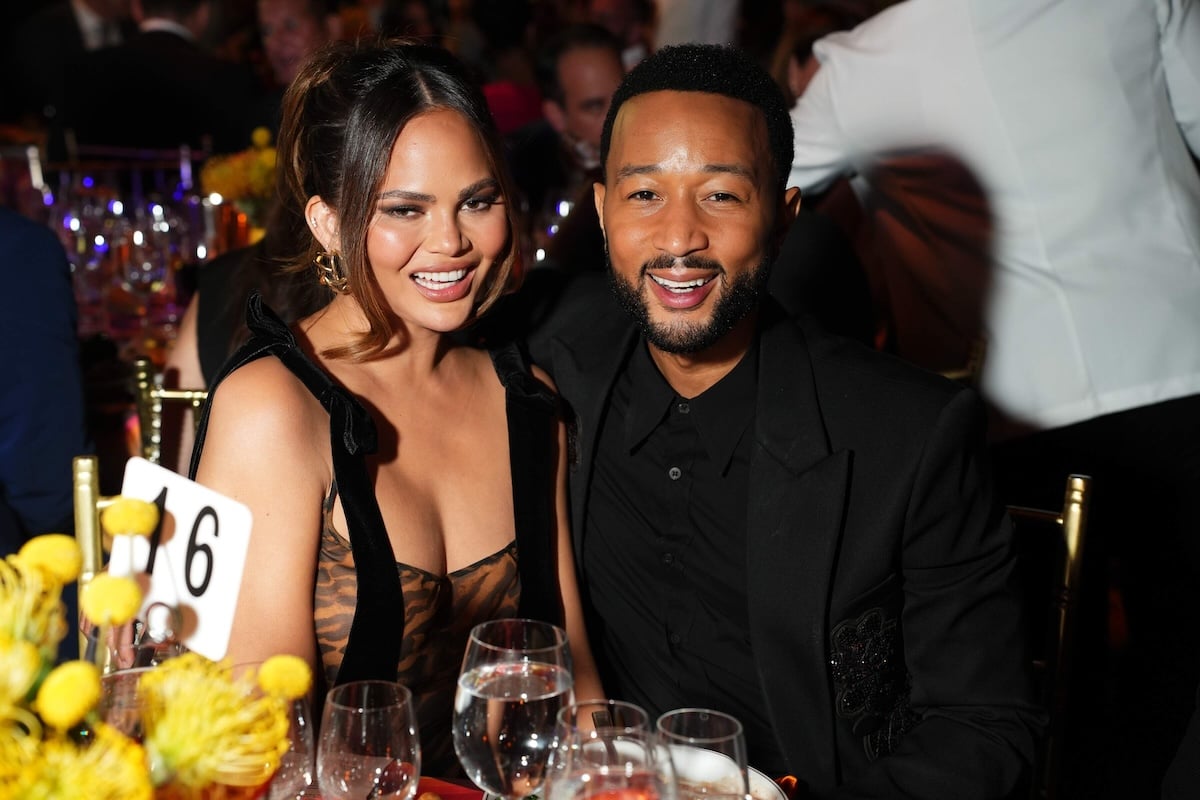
left=490, top=341, right=565, bottom=628
left=189, top=292, right=402, bottom=683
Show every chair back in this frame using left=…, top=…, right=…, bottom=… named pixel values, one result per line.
left=73, top=455, right=113, bottom=665
left=132, top=357, right=209, bottom=466
left=1008, top=473, right=1091, bottom=800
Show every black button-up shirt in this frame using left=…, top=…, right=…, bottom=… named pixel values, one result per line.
left=582, top=337, right=787, bottom=775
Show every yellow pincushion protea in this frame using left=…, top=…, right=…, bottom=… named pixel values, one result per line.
left=35, top=661, right=101, bottom=730
left=80, top=573, right=143, bottom=626
left=0, top=635, right=42, bottom=708
left=0, top=636, right=44, bottom=774
left=139, top=653, right=290, bottom=790
left=0, top=553, right=67, bottom=656
left=10, top=720, right=153, bottom=800
left=257, top=654, right=312, bottom=700
left=100, top=496, right=161, bottom=538
left=16, top=534, right=82, bottom=584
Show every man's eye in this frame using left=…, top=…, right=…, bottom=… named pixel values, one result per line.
left=708, top=192, right=739, bottom=202
left=628, top=190, right=657, bottom=201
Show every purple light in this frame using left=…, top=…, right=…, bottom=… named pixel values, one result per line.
left=81, top=176, right=95, bottom=189
left=42, top=192, right=54, bottom=206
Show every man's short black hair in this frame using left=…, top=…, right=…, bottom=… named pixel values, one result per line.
left=599, top=43, right=794, bottom=197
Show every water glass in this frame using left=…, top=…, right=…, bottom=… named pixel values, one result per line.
left=544, top=728, right=677, bottom=800
left=317, top=680, right=421, bottom=800
left=452, top=618, right=575, bottom=800
left=655, top=709, right=750, bottom=800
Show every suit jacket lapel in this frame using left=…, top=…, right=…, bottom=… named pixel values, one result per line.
left=747, top=311, right=848, bottom=786
left=548, top=319, right=638, bottom=557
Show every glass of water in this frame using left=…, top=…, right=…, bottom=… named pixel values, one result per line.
left=317, top=680, right=420, bottom=800
left=453, top=618, right=575, bottom=800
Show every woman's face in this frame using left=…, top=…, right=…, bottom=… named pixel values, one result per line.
left=364, top=108, right=510, bottom=336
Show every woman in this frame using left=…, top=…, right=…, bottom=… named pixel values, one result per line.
left=190, top=38, right=602, bottom=774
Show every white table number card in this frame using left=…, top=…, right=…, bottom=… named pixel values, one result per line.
left=108, top=457, right=253, bottom=660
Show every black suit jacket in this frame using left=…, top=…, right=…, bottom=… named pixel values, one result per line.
left=527, top=276, right=1042, bottom=799
left=57, top=30, right=258, bottom=155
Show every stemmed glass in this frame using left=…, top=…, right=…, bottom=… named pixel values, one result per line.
left=655, top=709, right=750, bottom=800
left=452, top=618, right=575, bottom=800
left=544, top=728, right=678, bottom=800
left=557, top=699, right=651, bottom=739
left=268, top=694, right=317, bottom=799
left=317, top=680, right=421, bottom=800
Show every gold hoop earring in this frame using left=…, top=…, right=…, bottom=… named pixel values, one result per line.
left=314, top=250, right=349, bottom=293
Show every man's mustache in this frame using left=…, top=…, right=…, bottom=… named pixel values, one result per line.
left=640, top=253, right=725, bottom=276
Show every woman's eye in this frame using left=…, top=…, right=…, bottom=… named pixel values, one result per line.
left=463, top=194, right=500, bottom=211
left=384, top=205, right=421, bottom=218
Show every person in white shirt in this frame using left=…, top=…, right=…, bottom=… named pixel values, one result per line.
left=787, top=1, right=1200, bottom=796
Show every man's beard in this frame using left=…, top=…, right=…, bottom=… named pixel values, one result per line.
left=608, top=252, right=769, bottom=354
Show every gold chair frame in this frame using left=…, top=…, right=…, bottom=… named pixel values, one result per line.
left=72, top=455, right=112, bottom=665
left=1008, top=473, right=1091, bottom=800
left=132, top=357, right=208, bottom=466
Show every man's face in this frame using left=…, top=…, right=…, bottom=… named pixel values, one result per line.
left=548, top=46, right=624, bottom=169
left=258, top=0, right=331, bottom=86
left=596, top=90, right=796, bottom=354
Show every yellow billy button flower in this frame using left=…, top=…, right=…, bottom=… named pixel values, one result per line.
left=16, top=533, right=82, bottom=584
left=140, top=653, right=290, bottom=789
left=80, top=574, right=143, bottom=626
left=36, top=660, right=101, bottom=730
left=100, top=496, right=160, bottom=538
left=257, top=654, right=312, bottom=700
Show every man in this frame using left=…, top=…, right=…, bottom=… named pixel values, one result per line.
left=0, top=208, right=91, bottom=661
left=55, top=0, right=259, bottom=156
left=508, top=23, right=625, bottom=274
left=528, top=43, right=1041, bottom=798
left=787, top=1, right=1200, bottom=794
left=252, top=0, right=341, bottom=134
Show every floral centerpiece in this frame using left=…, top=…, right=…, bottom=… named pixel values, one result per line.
left=199, top=128, right=277, bottom=240
left=0, top=498, right=311, bottom=800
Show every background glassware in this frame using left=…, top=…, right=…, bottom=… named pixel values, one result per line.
left=655, top=709, right=750, bottom=800
left=317, top=680, right=421, bottom=800
left=544, top=728, right=678, bottom=800
left=453, top=618, right=575, bottom=800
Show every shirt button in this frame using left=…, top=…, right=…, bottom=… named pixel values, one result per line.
left=677, top=401, right=690, bottom=414
left=669, top=632, right=682, bottom=645
left=668, top=466, right=682, bottom=480
left=662, top=552, right=674, bottom=565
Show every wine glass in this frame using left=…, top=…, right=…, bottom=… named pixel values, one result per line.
left=655, top=709, right=750, bottom=800
left=268, top=694, right=317, bottom=799
left=544, top=728, right=677, bottom=800
left=452, top=618, right=575, bottom=800
left=317, top=680, right=421, bottom=800
left=557, top=699, right=651, bottom=739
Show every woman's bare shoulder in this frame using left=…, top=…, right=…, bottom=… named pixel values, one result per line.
left=202, top=356, right=327, bottom=458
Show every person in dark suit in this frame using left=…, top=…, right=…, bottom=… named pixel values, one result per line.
left=526, top=43, right=1042, bottom=798
left=0, top=208, right=91, bottom=660
left=0, top=0, right=135, bottom=130
left=55, top=0, right=259, bottom=157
